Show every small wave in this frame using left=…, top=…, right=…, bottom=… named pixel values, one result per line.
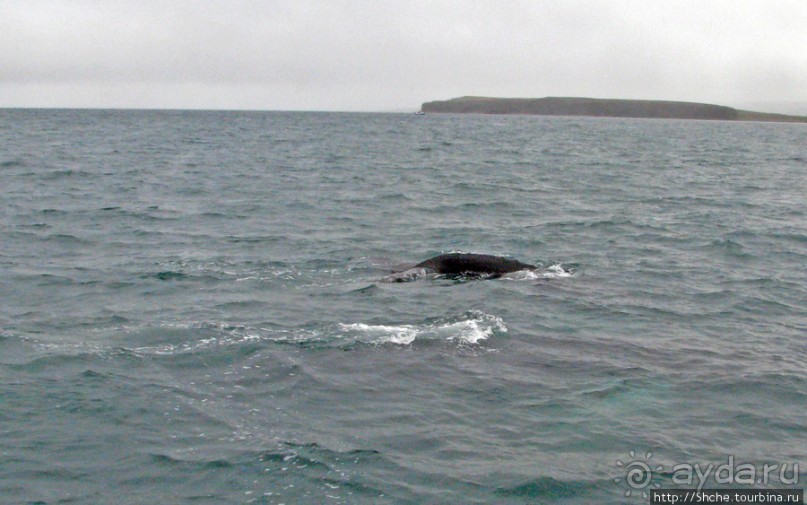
left=3, top=335, right=115, bottom=368
left=381, top=267, right=431, bottom=282
left=337, top=311, right=507, bottom=346
left=505, top=264, right=575, bottom=280
left=13, top=311, right=508, bottom=362
left=707, top=238, right=751, bottom=258
left=150, top=453, right=235, bottom=469
left=153, top=271, right=187, bottom=281
left=43, top=233, right=91, bottom=244
left=152, top=259, right=301, bottom=284
left=145, top=441, right=390, bottom=503
left=495, top=476, right=604, bottom=500
left=377, top=192, right=414, bottom=203
left=128, top=321, right=268, bottom=356
left=41, top=168, right=92, bottom=179
left=337, top=322, right=419, bottom=345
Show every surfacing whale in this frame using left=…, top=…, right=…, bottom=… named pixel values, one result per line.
left=415, top=253, right=536, bottom=275
left=387, top=253, right=536, bottom=282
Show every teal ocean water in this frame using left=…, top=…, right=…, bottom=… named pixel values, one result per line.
left=1, top=109, right=805, bottom=504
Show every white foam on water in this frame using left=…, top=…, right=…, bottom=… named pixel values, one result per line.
left=337, top=323, right=419, bottom=345
left=505, top=264, right=574, bottom=280
left=123, top=321, right=274, bottom=356
left=17, top=310, right=509, bottom=360
left=544, top=264, right=574, bottom=277
left=380, top=267, right=432, bottom=283
left=337, top=311, right=507, bottom=346
left=427, top=317, right=505, bottom=344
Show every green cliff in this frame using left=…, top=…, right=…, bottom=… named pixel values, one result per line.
left=420, top=96, right=807, bottom=123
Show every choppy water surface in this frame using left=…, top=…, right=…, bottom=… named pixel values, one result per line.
left=1, top=109, right=805, bottom=504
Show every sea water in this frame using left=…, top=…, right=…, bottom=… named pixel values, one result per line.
left=1, top=109, right=805, bottom=504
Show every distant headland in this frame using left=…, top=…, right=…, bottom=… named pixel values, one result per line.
left=420, top=96, right=807, bottom=123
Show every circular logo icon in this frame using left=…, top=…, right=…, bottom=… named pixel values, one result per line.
left=615, top=450, right=663, bottom=498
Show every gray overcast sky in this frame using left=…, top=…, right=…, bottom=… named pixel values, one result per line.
left=1, top=0, right=806, bottom=111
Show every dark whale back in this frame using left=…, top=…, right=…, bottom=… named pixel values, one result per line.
left=413, top=253, right=535, bottom=276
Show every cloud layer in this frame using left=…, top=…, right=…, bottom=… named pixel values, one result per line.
left=2, top=0, right=805, bottom=110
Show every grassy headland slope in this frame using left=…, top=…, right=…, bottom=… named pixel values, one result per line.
left=421, top=97, right=807, bottom=123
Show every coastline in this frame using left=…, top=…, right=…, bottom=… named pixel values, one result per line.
left=421, top=96, right=807, bottom=123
